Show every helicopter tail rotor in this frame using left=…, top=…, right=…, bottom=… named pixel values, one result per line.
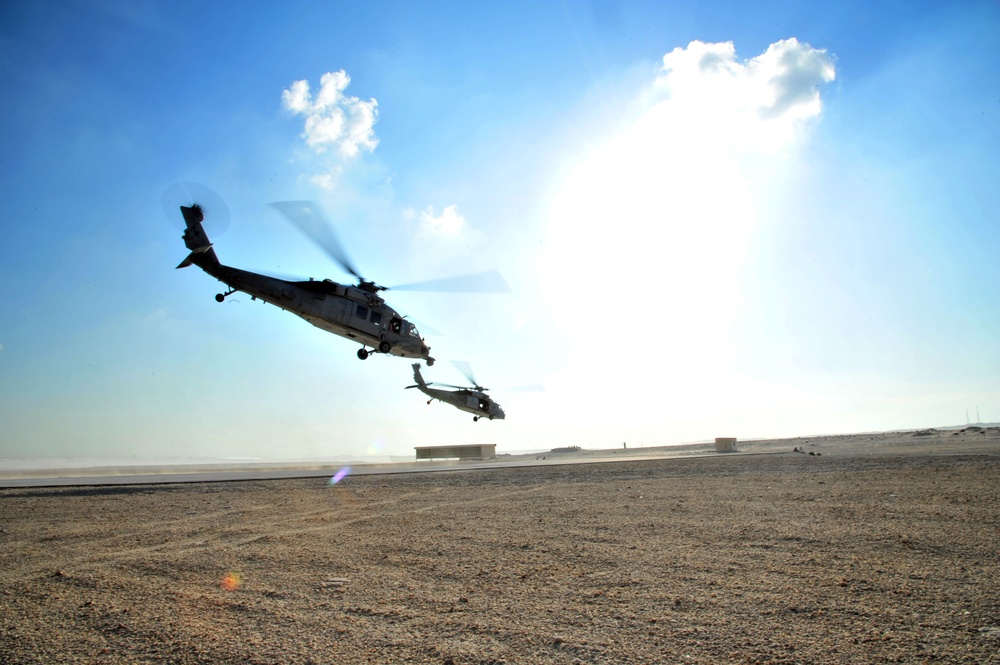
left=163, top=182, right=229, bottom=270
left=174, top=205, right=221, bottom=270
left=161, top=182, right=230, bottom=235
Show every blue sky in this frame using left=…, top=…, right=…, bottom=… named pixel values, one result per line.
left=1, top=0, right=998, bottom=460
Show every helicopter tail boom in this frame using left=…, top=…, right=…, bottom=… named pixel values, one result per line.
left=410, top=363, right=428, bottom=388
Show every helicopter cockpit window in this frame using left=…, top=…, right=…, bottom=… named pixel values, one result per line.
left=356, top=305, right=369, bottom=320
left=407, top=322, right=420, bottom=338
left=369, top=310, right=382, bottom=326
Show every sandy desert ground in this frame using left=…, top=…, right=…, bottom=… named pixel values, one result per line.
left=2, top=427, right=999, bottom=664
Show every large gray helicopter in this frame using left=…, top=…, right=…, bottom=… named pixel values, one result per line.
left=172, top=189, right=508, bottom=364
left=407, top=362, right=505, bottom=421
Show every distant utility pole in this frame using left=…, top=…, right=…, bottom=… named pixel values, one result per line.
left=977, top=407, right=981, bottom=424
left=966, top=409, right=970, bottom=425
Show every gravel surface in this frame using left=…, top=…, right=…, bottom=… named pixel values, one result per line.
left=2, top=432, right=999, bottom=664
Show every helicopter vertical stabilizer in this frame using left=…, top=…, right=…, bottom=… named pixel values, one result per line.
left=176, top=204, right=220, bottom=269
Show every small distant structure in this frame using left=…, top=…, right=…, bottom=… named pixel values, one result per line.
left=414, top=444, right=496, bottom=461
left=714, top=437, right=738, bottom=453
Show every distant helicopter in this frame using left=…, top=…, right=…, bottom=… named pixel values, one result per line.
left=170, top=188, right=509, bottom=364
left=407, top=361, right=505, bottom=421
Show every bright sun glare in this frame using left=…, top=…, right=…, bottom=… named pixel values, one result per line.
left=538, top=40, right=835, bottom=422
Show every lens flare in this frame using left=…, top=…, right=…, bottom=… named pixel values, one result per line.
left=221, top=572, right=242, bottom=591
left=368, top=436, right=386, bottom=456
left=329, top=466, right=351, bottom=485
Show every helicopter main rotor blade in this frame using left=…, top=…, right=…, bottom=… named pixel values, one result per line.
left=449, top=360, right=479, bottom=388
left=402, top=315, right=443, bottom=337
left=388, top=270, right=511, bottom=293
left=447, top=360, right=543, bottom=393
left=435, top=382, right=474, bottom=390
left=268, top=201, right=363, bottom=281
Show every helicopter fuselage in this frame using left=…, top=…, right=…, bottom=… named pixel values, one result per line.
left=409, top=363, right=504, bottom=421
left=422, top=387, right=504, bottom=421
left=177, top=204, right=434, bottom=364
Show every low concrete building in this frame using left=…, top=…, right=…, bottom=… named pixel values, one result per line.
left=414, top=444, right=496, bottom=461
left=715, top=437, right=737, bottom=453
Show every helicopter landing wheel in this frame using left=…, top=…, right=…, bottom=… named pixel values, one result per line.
left=215, top=288, right=236, bottom=303
left=357, top=348, right=369, bottom=360
left=489, top=416, right=494, bottom=420
left=474, top=416, right=479, bottom=422
left=427, top=358, right=435, bottom=366
left=378, top=341, right=391, bottom=353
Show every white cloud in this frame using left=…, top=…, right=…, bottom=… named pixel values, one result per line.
left=143, top=308, right=167, bottom=324
left=282, top=70, right=379, bottom=158
left=310, top=171, right=339, bottom=191
left=651, top=38, right=836, bottom=152
left=420, top=205, right=465, bottom=237
left=753, top=38, right=837, bottom=121
left=281, top=79, right=311, bottom=114
left=402, top=204, right=486, bottom=270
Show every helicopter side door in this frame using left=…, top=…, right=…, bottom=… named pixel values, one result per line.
left=465, top=394, right=489, bottom=412
left=350, top=303, right=384, bottom=336
left=324, top=296, right=350, bottom=326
